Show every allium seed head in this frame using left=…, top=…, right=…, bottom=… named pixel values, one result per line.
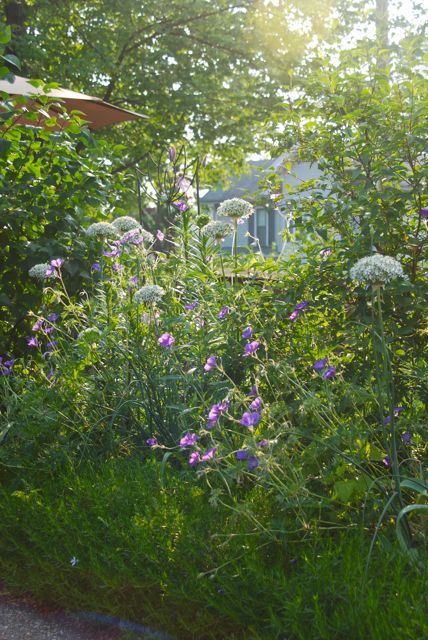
left=201, top=220, right=233, bottom=241
left=85, top=222, right=118, bottom=239
left=350, top=255, right=404, bottom=285
left=134, top=285, right=165, bottom=305
left=112, top=216, right=141, bottom=233
left=217, top=197, right=254, bottom=220
left=28, top=263, right=52, bottom=280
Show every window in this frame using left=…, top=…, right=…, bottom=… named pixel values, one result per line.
left=255, top=207, right=268, bottom=246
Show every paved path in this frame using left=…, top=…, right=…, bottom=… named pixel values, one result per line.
left=0, top=587, right=122, bottom=640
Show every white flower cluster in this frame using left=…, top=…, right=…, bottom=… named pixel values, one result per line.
left=217, top=197, right=254, bottom=220
left=134, top=284, right=165, bottom=305
left=201, top=220, right=233, bottom=241
left=112, top=216, right=140, bottom=233
left=350, top=254, right=404, bottom=285
left=85, top=222, right=118, bottom=238
left=28, top=263, right=51, bottom=280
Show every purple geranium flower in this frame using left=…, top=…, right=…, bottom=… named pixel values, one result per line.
left=91, top=262, right=101, bottom=272
left=156, top=229, right=165, bottom=242
left=240, top=411, right=261, bottom=427
left=401, top=432, right=412, bottom=444
left=383, top=455, right=390, bottom=467
left=185, top=301, right=199, bottom=311
left=179, top=432, right=199, bottom=448
left=204, top=356, right=217, bottom=372
left=242, top=327, right=253, bottom=339
left=51, top=258, right=64, bottom=269
left=0, top=367, right=12, bottom=376
left=288, top=310, right=299, bottom=321
left=320, top=248, right=332, bottom=257
left=45, top=266, right=55, bottom=277
left=294, top=301, right=308, bottom=311
left=256, top=439, right=269, bottom=447
left=103, top=247, right=120, bottom=258
left=0, top=357, right=13, bottom=376
left=249, top=396, right=263, bottom=411
left=46, top=340, right=58, bottom=350
left=313, top=358, right=328, bottom=372
left=45, top=326, right=55, bottom=335
left=419, top=208, right=428, bottom=219
left=246, top=456, right=259, bottom=470
left=188, top=451, right=200, bottom=467
left=146, top=437, right=158, bottom=447
left=207, top=401, right=229, bottom=428
left=158, top=333, right=175, bottom=347
left=131, top=236, right=145, bottom=246
left=47, top=313, right=59, bottom=323
left=243, top=340, right=260, bottom=357
left=32, top=320, right=43, bottom=332
left=112, top=263, right=123, bottom=273
left=207, top=414, right=220, bottom=429
left=174, top=200, right=189, bottom=213
left=129, top=276, right=139, bottom=286
left=218, top=306, right=230, bottom=319
left=236, top=449, right=249, bottom=460
left=322, top=365, right=336, bottom=379
left=201, top=447, right=217, bottom=461
left=248, top=385, right=258, bottom=397
left=383, top=407, right=405, bottom=425
left=27, top=336, right=39, bottom=348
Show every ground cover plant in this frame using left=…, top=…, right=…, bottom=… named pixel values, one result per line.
left=0, top=142, right=426, bottom=638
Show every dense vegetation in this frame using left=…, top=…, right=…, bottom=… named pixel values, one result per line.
left=0, top=6, right=427, bottom=640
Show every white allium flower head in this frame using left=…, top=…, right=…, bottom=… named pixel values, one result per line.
left=28, top=263, right=51, bottom=280
left=350, top=254, right=404, bottom=285
left=217, top=198, right=254, bottom=220
left=85, top=222, right=118, bottom=238
left=112, top=216, right=140, bottom=233
left=134, top=284, right=165, bottom=305
left=201, top=220, right=233, bottom=240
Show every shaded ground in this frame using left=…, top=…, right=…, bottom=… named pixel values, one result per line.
left=0, top=585, right=147, bottom=640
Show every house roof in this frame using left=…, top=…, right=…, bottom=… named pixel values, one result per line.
left=202, top=157, right=283, bottom=203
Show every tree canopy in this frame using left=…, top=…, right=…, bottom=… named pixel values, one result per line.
left=3, top=0, right=339, bottom=171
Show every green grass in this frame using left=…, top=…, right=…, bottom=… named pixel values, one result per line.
left=0, top=457, right=426, bottom=639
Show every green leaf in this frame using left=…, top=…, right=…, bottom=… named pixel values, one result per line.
left=400, top=478, right=428, bottom=496
left=0, top=25, right=11, bottom=45
left=0, top=139, right=12, bottom=155
left=1, top=54, right=21, bottom=70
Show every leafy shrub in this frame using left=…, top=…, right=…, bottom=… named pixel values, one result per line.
left=0, top=72, right=130, bottom=351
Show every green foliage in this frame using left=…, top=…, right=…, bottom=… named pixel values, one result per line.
left=0, top=90, right=131, bottom=351
left=273, top=40, right=428, bottom=278
left=2, top=0, right=340, bottom=176
left=0, top=459, right=426, bottom=640
left=0, top=37, right=427, bottom=631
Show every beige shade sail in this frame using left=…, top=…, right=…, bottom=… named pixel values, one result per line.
left=0, top=75, right=148, bottom=129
